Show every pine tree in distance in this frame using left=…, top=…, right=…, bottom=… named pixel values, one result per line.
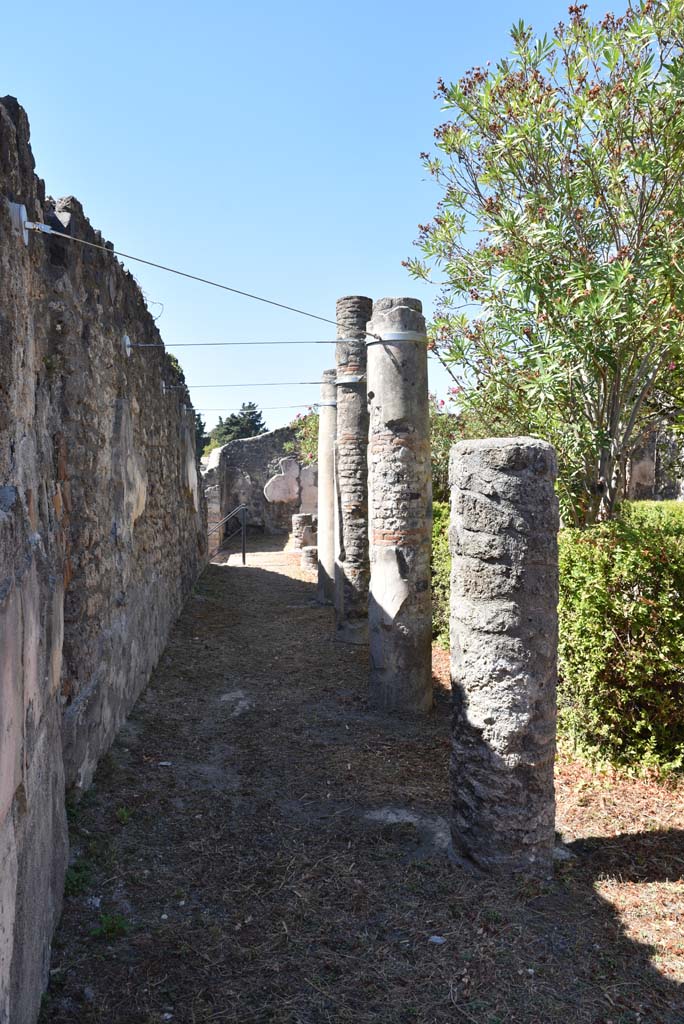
left=204, top=402, right=267, bottom=455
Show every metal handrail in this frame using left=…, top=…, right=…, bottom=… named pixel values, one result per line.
left=207, top=503, right=248, bottom=536
left=208, top=503, right=248, bottom=565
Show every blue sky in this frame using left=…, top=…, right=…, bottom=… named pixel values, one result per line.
left=4, top=0, right=605, bottom=431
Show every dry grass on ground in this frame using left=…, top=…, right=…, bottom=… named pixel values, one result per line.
left=40, top=536, right=684, bottom=1024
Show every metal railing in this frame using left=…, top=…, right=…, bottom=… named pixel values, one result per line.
left=208, top=503, right=248, bottom=565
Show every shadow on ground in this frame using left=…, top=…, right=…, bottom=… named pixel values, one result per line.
left=40, top=539, right=683, bottom=1024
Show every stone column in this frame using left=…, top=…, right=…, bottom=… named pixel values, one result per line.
left=366, top=298, right=432, bottom=711
left=316, top=369, right=337, bottom=604
left=449, top=438, right=559, bottom=876
left=334, top=295, right=373, bottom=644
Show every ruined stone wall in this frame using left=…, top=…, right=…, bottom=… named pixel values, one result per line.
left=0, top=97, right=207, bottom=1024
left=210, top=427, right=317, bottom=536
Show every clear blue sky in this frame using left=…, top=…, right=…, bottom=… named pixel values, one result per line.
left=4, top=0, right=605, bottom=431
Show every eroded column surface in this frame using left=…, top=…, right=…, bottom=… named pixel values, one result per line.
left=316, top=369, right=337, bottom=604
left=366, top=297, right=432, bottom=711
left=334, top=295, right=373, bottom=644
left=449, top=437, right=559, bottom=876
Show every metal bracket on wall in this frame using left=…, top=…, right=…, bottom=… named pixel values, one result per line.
left=6, top=201, right=29, bottom=245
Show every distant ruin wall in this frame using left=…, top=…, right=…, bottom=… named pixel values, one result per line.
left=0, top=97, right=207, bottom=1024
left=205, top=428, right=317, bottom=538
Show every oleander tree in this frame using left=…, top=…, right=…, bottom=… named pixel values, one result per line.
left=284, top=408, right=319, bottom=462
left=407, top=1, right=684, bottom=525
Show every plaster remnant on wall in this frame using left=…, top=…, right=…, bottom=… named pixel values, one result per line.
left=112, top=400, right=148, bottom=544
left=264, top=457, right=300, bottom=503
left=370, top=546, right=411, bottom=623
left=300, top=465, right=317, bottom=515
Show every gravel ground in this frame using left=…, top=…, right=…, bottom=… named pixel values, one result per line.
left=40, top=534, right=684, bottom=1024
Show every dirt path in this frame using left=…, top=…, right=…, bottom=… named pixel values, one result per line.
left=41, top=537, right=683, bottom=1024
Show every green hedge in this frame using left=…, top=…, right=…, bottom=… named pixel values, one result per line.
left=432, top=501, right=451, bottom=649
left=431, top=499, right=684, bottom=772
left=558, top=501, right=684, bottom=773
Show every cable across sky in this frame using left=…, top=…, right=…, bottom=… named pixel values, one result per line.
left=186, top=381, right=321, bottom=389
left=24, top=221, right=380, bottom=338
left=193, top=404, right=314, bottom=412
left=135, top=340, right=336, bottom=348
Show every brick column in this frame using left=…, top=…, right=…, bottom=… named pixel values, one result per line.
left=366, top=298, right=432, bottom=711
left=334, top=295, right=373, bottom=644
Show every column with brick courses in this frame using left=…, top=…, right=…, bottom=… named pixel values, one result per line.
left=334, top=295, right=373, bottom=644
left=449, top=437, right=559, bottom=876
left=366, top=297, right=432, bottom=711
left=316, top=369, right=337, bottom=604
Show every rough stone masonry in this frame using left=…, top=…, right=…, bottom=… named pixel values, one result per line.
left=366, top=298, right=433, bottom=711
left=0, top=97, right=206, bottom=1024
left=449, top=438, right=559, bottom=876
left=333, top=295, right=373, bottom=644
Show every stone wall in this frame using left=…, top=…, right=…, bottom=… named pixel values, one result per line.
left=0, top=97, right=207, bottom=1023
left=207, top=428, right=317, bottom=537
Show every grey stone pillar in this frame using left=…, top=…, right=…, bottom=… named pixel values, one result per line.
left=366, top=298, right=432, bottom=711
left=316, top=369, right=337, bottom=604
left=334, top=295, right=373, bottom=644
left=449, top=438, right=559, bottom=876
